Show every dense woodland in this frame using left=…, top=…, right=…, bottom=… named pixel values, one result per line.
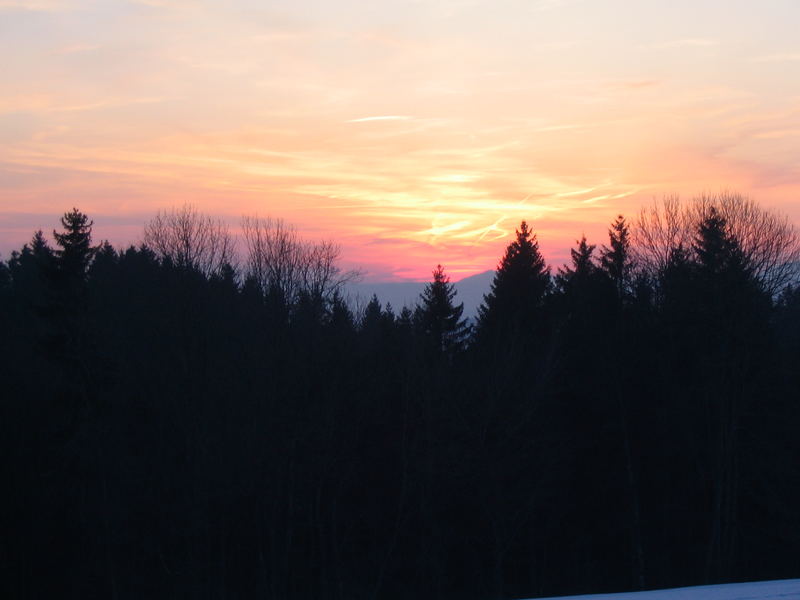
left=2, top=194, right=800, bottom=599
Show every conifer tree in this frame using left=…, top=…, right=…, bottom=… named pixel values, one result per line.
left=600, top=215, right=632, bottom=299
left=53, top=208, right=96, bottom=285
left=556, top=235, right=597, bottom=293
left=475, top=221, right=550, bottom=342
left=241, top=273, right=263, bottom=305
left=693, top=206, right=748, bottom=284
left=0, top=256, right=11, bottom=355
left=398, top=306, right=413, bottom=328
left=31, top=229, right=53, bottom=262
left=361, top=294, right=383, bottom=332
left=8, top=231, right=53, bottom=308
left=329, top=291, right=355, bottom=333
left=691, top=206, right=768, bottom=581
left=0, top=257, right=9, bottom=291
left=359, top=294, right=384, bottom=352
left=88, top=241, right=118, bottom=282
left=414, top=264, right=469, bottom=356
left=45, top=210, right=98, bottom=396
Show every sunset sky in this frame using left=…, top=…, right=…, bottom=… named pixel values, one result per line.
left=1, top=0, right=799, bottom=280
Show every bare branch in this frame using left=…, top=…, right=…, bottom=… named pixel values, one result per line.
left=634, top=193, right=800, bottom=296
left=144, top=204, right=235, bottom=278
left=242, top=215, right=360, bottom=304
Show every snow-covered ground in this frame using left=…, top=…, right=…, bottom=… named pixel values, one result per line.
left=530, top=579, right=800, bottom=600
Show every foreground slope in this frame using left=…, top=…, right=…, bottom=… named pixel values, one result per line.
left=531, top=580, right=800, bottom=600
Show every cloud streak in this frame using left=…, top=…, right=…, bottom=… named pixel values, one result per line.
left=750, top=53, right=800, bottom=63
left=0, top=0, right=77, bottom=11
left=652, top=38, right=719, bottom=49
left=347, top=116, right=414, bottom=123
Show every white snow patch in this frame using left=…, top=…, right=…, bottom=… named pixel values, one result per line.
left=528, top=579, right=800, bottom=600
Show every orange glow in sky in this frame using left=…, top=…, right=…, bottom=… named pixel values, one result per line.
left=1, top=0, right=800, bottom=280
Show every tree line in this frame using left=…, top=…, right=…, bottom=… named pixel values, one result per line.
left=2, top=193, right=800, bottom=599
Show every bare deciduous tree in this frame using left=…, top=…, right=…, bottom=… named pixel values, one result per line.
left=694, top=192, right=800, bottom=296
left=144, top=204, right=235, bottom=278
left=241, top=216, right=300, bottom=301
left=633, top=194, right=692, bottom=276
left=241, top=215, right=359, bottom=304
left=634, top=192, right=800, bottom=295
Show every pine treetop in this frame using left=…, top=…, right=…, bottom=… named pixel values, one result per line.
left=477, top=221, right=550, bottom=334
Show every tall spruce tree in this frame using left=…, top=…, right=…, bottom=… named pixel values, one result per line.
left=361, top=294, right=383, bottom=332
left=556, top=235, right=597, bottom=293
left=414, top=264, right=469, bottom=357
left=53, top=208, right=96, bottom=285
left=47, top=209, right=97, bottom=405
left=693, top=207, right=749, bottom=286
left=552, top=234, right=616, bottom=325
left=48, top=208, right=96, bottom=329
left=600, top=215, right=632, bottom=300
left=475, top=220, right=550, bottom=344
left=8, top=231, right=53, bottom=310
left=0, top=257, right=9, bottom=292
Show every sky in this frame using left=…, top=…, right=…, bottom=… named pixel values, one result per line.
left=1, top=0, right=799, bottom=281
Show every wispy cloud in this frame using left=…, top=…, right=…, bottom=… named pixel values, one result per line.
left=530, top=0, right=579, bottom=11
left=0, top=0, right=77, bottom=10
left=347, top=116, right=413, bottom=123
left=51, top=43, right=101, bottom=55
left=128, top=0, right=193, bottom=7
left=0, top=94, right=166, bottom=115
left=750, top=53, right=800, bottom=63
left=753, top=128, right=800, bottom=140
left=651, top=38, right=719, bottom=49
left=606, top=79, right=660, bottom=91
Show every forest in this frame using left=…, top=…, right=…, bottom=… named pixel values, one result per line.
left=2, top=192, right=800, bottom=600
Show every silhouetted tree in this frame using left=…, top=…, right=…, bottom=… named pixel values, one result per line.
left=144, top=204, right=234, bottom=277
left=46, top=208, right=99, bottom=407
left=361, top=293, right=383, bottom=334
left=53, top=208, right=96, bottom=283
left=8, top=230, right=53, bottom=312
left=414, top=265, right=469, bottom=358
left=242, top=215, right=358, bottom=304
left=475, top=220, right=550, bottom=346
left=555, top=235, right=597, bottom=292
left=636, top=194, right=800, bottom=296
left=597, top=217, right=645, bottom=588
left=4, top=201, right=800, bottom=600
left=600, top=215, right=633, bottom=300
